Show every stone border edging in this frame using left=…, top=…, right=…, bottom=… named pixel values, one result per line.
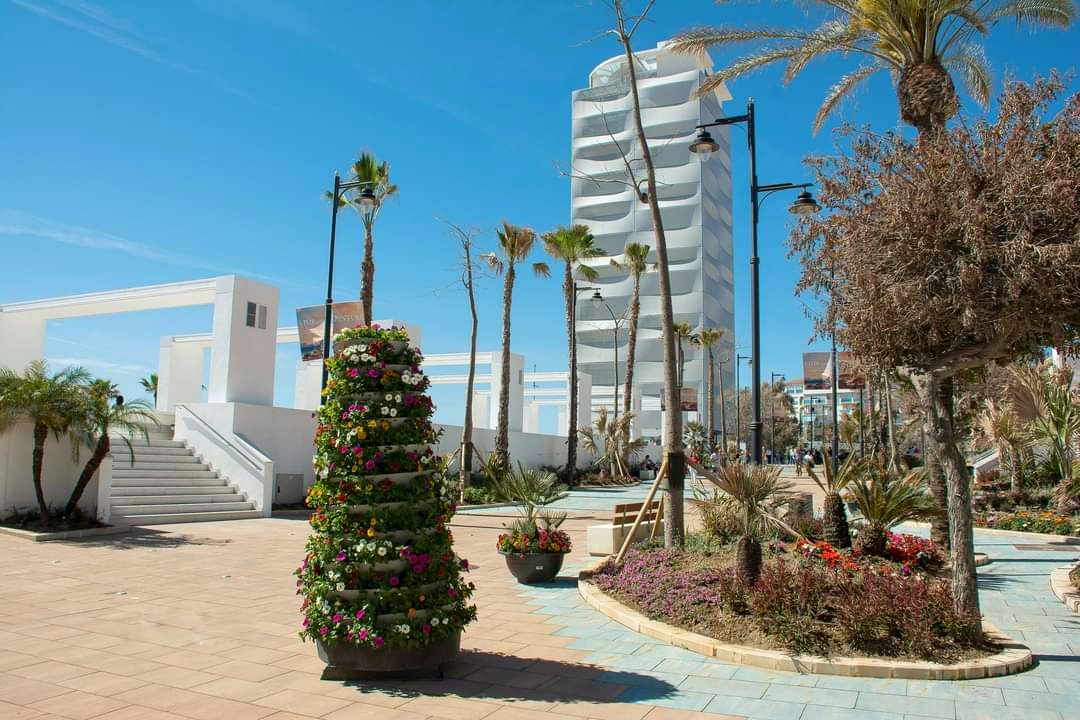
left=1050, top=565, right=1080, bottom=614
left=974, top=552, right=991, bottom=567
left=0, top=524, right=129, bottom=542
left=577, top=560, right=1031, bottom=680
left=908, top=520, right=1079, bottom=543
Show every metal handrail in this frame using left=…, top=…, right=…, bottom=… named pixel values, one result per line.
left=174, top=404, right=266, bottom=471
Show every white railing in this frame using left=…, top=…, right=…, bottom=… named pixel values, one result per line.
left=174, top=404, right=274, bottom=515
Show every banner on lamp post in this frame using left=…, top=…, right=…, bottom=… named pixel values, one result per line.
left=296, top=301, right=365, bottom=361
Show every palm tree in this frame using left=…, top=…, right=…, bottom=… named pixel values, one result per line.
left=482, top=222, right=548, bottom=468
left=542, top=225, right=603, bottom=484
left=845, top=463, right=937, bottom=556
left=0, top=361, right=91, bottom=527
left=139, top=373, right=158, bottom=405
left=1007, top=364, right=1080, bottom=511
left=488, top=464, right=569, bottom=538
left=67, top=380, right=156, bottom=516
left=694, top=328, right=724, bottom=449
left=578, top=408, right=646, bottom=481
left=709, top=463, right=793, bottom=584
left=672, top=0, right=1075, bottom=135
left=611, top=242, right=651, bottom=416
left=807, top=450, right=860, bottom=548
left=327, top=152, right=398, bottom=323
left=976, top=398, right=1028, bottom=493
left=674, top=322, right=695, bottom=389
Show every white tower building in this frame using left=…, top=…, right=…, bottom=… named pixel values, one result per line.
left=570, top=41, right=735, bottom=440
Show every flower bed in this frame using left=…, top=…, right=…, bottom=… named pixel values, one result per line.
left=588, top=539, right=987, bottom=663
left=296, top=326, right=476, bottom=652
left=974, top=510, right=1079, bottom=536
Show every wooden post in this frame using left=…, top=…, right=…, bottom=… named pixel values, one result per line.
left=614, top=458, right=668, bottom=564
left=649, top=494, right=664, bottom=541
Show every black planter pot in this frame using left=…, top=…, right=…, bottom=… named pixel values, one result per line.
left=316, top=630, right=460, bottom=680
left=501, top=551, right=566, bottom=584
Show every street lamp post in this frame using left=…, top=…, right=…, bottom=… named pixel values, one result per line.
left=574, top=286, right=622, bottom=420
left=690, top=99, right=819, bottom=464
left=808, top=405, right=816, bottom=452
left=770, top=372, right=785, bottom=464
left=321, top=173, right=377, bottom=403
left=735, top=353, right=751, bottom=456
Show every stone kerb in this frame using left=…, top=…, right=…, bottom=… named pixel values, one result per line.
left=1050, top=564, right=1080, bottom=614
left=577, top=559, right=1033, bottom=681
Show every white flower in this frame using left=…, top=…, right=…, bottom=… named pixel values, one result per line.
left=377, top=546, right=387, bottom=557
left=336, top=582, right=345, bottom=591
left=381, top=407, right=389, bottom=415
left=431, top=617, right=440, bottom=626
left=395, top=394, right=402, bottom=403
left=357, top=344, right=367, bottom=353
left=385, top=393, right=393, bottom=401
left=390, top=409, right=398, bottom=417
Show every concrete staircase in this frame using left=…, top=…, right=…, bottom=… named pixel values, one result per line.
left=108, top=425, right=261, bottom=525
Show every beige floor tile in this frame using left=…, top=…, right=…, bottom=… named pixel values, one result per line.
left=0, top=673, right=74, bottom=704
left=58, top=671, right=147, bottom=697
left=190, top=677, right=278, bottom=703
left=398, top=696, right=500, bottom=719
left=9, top=661, right=98, bottom=683
left=323, top=703, right=432, bottom=720
left=0, top=698, right=55, bottom=719
left=28, top=690, right=129, bottom=720
left=138, top=665, right=223, bottom=689
left=253, top=689, right=352, bottom=717
left=213, top=660, right=292, bottom=682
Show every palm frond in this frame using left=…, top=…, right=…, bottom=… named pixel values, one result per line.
left=944, top=43, right=992, bottom=106
left=784, top=19, right=867, bottom=82
left=987, top=0, right=1076, bottom=27
left=576, top=264, right=600, bottom=282
left=671, top=25, right=825, bottom=57
left=812, top=63, right=884, bottom=133
left=532, top=262, right=551, bottom=278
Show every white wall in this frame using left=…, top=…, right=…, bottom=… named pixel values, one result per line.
left=0, top=422, right=102, bottom=518
left=208, top=276, right=279, bottom=406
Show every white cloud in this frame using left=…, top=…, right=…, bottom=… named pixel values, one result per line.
left=47, top=356, right=153, bottom=377
left=0, top=208, right=315, bottom=289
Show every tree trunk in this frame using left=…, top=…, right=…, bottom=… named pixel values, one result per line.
left=919, top=373, right=980, bottom=617
left=66, top=435, right=109, bottom=516
left=361, top=225, right=375, bottom=325
left=563, top=267, right=577, bottom=485
left=616, top=3, right=684, bottom=548
left=623, top=275, right=640, bottom=417
left=856, top=522, right=887, bottom=557
left=924, top=388, right=950, bottom=549
left=717, top=359, right=728, bottom=460
left=705, top=347, right=715, bottom=446
left=883, top=374, right=901, bottom=469
left=897, top=61, right=959, bottom=134
left=31, top=423, right=49, bottom=528
left=736, top=535, right=762, bottom=585
left=494, top=264, right=516, bottom=469
left=462, top=243, right=479, bottom=490
left=823, top=492, right=851, bottom=549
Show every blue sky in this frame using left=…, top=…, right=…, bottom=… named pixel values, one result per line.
left=2, top=0, right=1077, bottom=425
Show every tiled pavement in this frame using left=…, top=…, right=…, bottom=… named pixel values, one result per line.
left=0, top=481, right=1077, bottom=720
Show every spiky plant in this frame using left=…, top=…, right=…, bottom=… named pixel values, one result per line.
left=139, top=373, right=158, bottom=404
left=579, top=407, right=647, bottom=480
left=709, top=463, right=793, bottom=584
left=807, top=451, right=861, bottom=548
left=671, top=0, right=1075, bottom=135
left=542, top=225, right=603, bottom=485
left=845, top=463, right=937, bottom=557
left=488, top=464, right=569, bottom=536
left=976, top=397, right=1028, bottom=492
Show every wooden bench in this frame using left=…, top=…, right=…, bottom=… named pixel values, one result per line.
left=586, top=500, right=665, bottom=556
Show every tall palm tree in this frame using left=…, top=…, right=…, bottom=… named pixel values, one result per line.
left=609, top=240, right=648, bottom=416
left=694, top=328, right=725, bottom=448
left=327, top=152, right=398, bottom=323
left=482, top=222, right=549, bottom=469
left=672, top=0, right=1074, bottom=134
left=611, top=242, right=651, bottom=417
left=1007, top=364, right=1080, bottom=510
left=976, top=398, right=1027, bottom=493
left=139, top=373, right=158, bottom=405
left=674, top=322, right=695, bottom=389
left=67, top=380, right=156, bottom=516
left=542, top=225, right=603, bottom=485
left=0, top=361, right=91, bottom=527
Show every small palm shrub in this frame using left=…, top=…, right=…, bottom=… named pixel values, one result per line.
left=845, top=462, right=938, bottom=556
left=489, top=464, right=572, bottom=555
left=707, top=464, right=793, bottom=584
left=807, top=451, right=861, bottom=548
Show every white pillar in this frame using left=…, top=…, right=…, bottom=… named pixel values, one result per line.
left=0, top=312, right=46, bottom=372
left=207, top=276, right=279, bottom=405
left=523, top=402, right=541, bottom=434
left=556, top=406, right=568, bottom=436
left=629, top=382, right=643, bottom=439
left=157, top=337, right=205, bottom=412
left=577, top=372, right=593, bottom=431
left=472, top=391, right=491, bottom=429
left=293, top=361, right=323, bottom=411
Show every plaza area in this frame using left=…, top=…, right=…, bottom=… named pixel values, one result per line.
left=1, top=485, right=1078, bottom=720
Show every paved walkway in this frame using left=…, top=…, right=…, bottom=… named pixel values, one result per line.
left=0, top=484, right=1076, bottom=720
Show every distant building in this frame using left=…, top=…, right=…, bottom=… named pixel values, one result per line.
left=570, top=41, right=735, bottom=439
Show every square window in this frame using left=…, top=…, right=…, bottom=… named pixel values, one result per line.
left=246, top=302, right=257, bottom=328
left=257, top=304, right=267, bottom=330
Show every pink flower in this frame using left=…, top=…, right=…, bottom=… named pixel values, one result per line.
left=358, top=628, right=368, bottom=640
left=348, top=368, right=359, bottom=378
left=389, top=576, right=400, bottom=587
left=367, top=369, right=379, bottom=378
left=365, top=460, right=376, bottom=471
left=373, top=636, right=384, bottom=648
left=332, top=613, right=342, bottom=623
left=302, top=617, right=310, bottom=628
left=355, top=609, right=365, bottom=620
left=319, top=626, right=329, bottom=636
left=421, top=623, right=431, bottom=635
left=461, top=558, right=469, bottom=571
left=448, top=588, right=457, bottom=598
left=336, top=552, right=346, bottom=562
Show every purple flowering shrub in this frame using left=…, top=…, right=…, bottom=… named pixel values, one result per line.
left=590, top=545, right=985, bottom=661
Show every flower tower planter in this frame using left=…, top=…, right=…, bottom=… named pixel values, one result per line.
left=296, top=325, right=476, bottom=678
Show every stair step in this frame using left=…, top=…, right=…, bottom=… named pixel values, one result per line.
left=112, top=485, right=235, bottom=496
left=109, top=494, right=246, bottom=506
left=113, top=501, right=254, bottom=515
left=112, top=477, right=227, bottom=488
left=112, top=469, right=218, bottom=479
left=117, top=509, right=264, bottom=525
left=111, top=438, right=185, bottom=448
left=119, top=461, right=210, bottom=471
left=113, top=445, right=193, bottom=457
